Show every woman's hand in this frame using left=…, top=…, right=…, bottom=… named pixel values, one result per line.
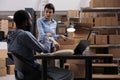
left=49, top=37, right=60, bottom=49
left=53, top=41, right=60, bottom=50
left=45, top=33, right=54, bottom=37
left=59, top=35, right=68, bottom=41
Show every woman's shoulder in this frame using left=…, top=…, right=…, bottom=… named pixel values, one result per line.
left=37, top=16, right=45, bottom=21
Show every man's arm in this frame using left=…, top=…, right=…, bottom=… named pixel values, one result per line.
left=21, top=32, right=51, bottom=53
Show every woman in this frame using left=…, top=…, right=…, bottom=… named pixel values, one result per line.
left=37, top=3, right=67, bottom=51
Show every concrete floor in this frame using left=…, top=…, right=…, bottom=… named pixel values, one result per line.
left=0, top=75, right=15, bottom=80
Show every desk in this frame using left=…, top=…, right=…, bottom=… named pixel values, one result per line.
left=35, top=55, right=94, bottom=80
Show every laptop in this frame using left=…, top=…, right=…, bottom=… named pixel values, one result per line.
left=74, top=40, right=90, bottom=55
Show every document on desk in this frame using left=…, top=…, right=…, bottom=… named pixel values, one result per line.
left=38, top=49, right=74, bottom=56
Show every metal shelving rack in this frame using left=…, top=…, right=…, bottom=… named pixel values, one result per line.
left=79, top=7, right=120, bottom=47
left=80, top=7, right=120, bottom=23
left=80, top=7, right=120, bottom=76
left=80, top=7, right=120, bottom=12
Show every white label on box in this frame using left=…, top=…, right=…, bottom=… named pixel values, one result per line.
left=0, top=42, right=7, bottom=49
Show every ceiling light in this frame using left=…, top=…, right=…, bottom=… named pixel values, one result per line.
left=8, top=16, right=13, bottom=19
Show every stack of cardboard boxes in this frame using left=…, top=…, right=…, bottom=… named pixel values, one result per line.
left=0, top=20, right=9, bottom=36
left=88, top=0, right=120, bottom=58
left=0, top=42, right=8, bottom=76
left=90, top=0, right=120, bottom=7
left=0, top=42, right=15, bottom=77
left=94, top=16, right=118, bottom=27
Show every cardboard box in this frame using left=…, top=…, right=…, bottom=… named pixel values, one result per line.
left=109, top=35, right=120, bottom=44
left=105, top=17, right=118, bottom=26
left=0, top=67, right=6, bottom=76
left=0, top=50, right=8, bottom=58
left=101, top=17, right=106, bottom=26
left=105, top=17, right=112, bottom=26
left=111, top=17, right=118, bottom=26
left=95, top=17, right=102, bottom=26
left=67, top=10, right=80, bottom=17
left=57, top=27, right=66, bottom=34
left=115, top=0, right=120, bottom=7
left=95, top=16, right=118, bottom=26
left=0, top=42, right=8, bottom=58
left=109, top=47, right=120, bottom=58
left=90, top=34, right=95, bottom=45
left=81, top=18, right=93, bottom=24
left=0, top=58, right=6, bottom=68
left=90, top=0, right=105, bottom=7
left=59, top=45, right=76, bottom=50
left=105, top=0, right=120, bottom=7
left=95, top=35, right=108, bottom=45
left=65, top=59, right=85, bottom=78
left=7, top=65, right=15, bottom=74
left=67, top=60, right=85, bottom=64
left=0, top=20, right=8, bottom=35
left=84, top=12, right=94, bottom=18
left=90, top=0, right=120, bottom=7
left=57, top=38, right=75, bottom=45
left=69, top=64, right=85, bottom=78
left=105, top=0, right=115, bottom=7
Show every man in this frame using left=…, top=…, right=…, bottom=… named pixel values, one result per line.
left=8, top=10, right=73, bottom=80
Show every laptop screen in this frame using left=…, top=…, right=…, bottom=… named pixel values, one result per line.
left=74, top=40, right=90, bottom=55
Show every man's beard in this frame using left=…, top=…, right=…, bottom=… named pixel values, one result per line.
left=25, top=23, right=32, bottom=32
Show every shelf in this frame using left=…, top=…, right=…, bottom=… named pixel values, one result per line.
left=80, top=7, right=120, bottom=12
left=92, top=63, right=118, bottom=67
left=96, top=54, right=113, bottom=57
left=68, top=17, right=80, bottom=19
left=92, top=74, right=120, bottom=79
left=92, top=26, right=120, bottom=29
left=90, top=44, right=120, bottom=48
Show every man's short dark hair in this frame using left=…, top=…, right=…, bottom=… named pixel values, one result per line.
left=44, top=3, right=55, bottom=13
left=13, top=10, right=30, bottom=28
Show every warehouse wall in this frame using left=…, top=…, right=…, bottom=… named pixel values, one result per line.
left=0, top=0, right=90, bottom=11
left=49, top=0, right=90, bottom=10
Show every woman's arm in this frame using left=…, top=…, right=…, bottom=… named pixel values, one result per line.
left=37, top=19, right=46, bottom=41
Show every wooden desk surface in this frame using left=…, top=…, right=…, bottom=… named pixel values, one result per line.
left=34, top=53, right=112, bottom=59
